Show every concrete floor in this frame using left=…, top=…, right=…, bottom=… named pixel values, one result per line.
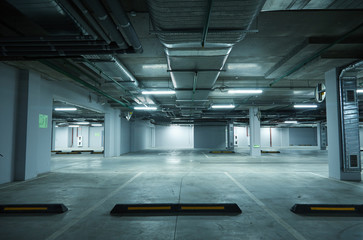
left=1, top=147, right=363, bottom=240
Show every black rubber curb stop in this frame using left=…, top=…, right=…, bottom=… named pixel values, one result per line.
left=111, top=203, right=242, bottom=216
left=0, top=204, right=68, bottom=214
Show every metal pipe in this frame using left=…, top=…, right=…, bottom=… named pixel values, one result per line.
left=269, top=22, right=363, bottom=86
left=83, top=0, right=127, bottom=48
left=105, top=0, right=143, bottom=53
left=72, top=0, right=112, bottom=44
left=201, top=0, right=213, bottom=47
left=0, top=49, right=134, bottom=57
left=56, top=0, right=98, bottom=38
left=39, top=59, right=130, bottom=109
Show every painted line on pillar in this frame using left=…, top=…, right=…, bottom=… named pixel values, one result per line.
left=202, top=152, right=210, bottom=159
left=225, top=172, right=307, bottom=240
left=45, top=172, right=143, bottom=240
left=309, top=172, right=362, bottom=188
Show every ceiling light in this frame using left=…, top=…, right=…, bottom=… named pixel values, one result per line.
left=68, top=125, right=79, bottom=128
left=142, top=64, right=168, bottom=70
left=54, top=107, right=77, bottom=111
left=134, top=106, right=157, bottom=110
left=357, top=89, right=363, bottom=93
left=91, top=123, right=103, bottom=127
left=142, top=90, right=176, bottom=95
left=294, top=104, right=318, bottom=108
left=285, top=121, right=298, bottom=124
left=75, top=122, right=89, bottom=125
left=211, top=104, right=235, bottom=109
left=228, top=89, right=263, bottom=94
left=227, top=63, right=261, bottom=70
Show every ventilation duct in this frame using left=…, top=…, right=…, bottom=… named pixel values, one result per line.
left=147, top=0, right=266, bottom=103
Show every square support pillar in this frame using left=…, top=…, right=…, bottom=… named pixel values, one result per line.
left=249, top=107, right=261, bottom=156
left=325, top=68, right=361, bottom=181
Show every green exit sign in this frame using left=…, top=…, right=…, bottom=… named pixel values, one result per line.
left=39, top=114, right=48, bottom=128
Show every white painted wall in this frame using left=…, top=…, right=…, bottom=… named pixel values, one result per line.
left=234, top=126, right=249, bottom=147
left=289, top=127, right=317, bottom=146
left=194, top=125, right=226, bottom=149
left=53, top=126, right=104, bottom=150
left=155, top=125, right=193, bottom=148
left=90, top=127, right=103, bottom=148
left=54, top=127, right=68, bottom=148
left=130, top=120, right=153, bottom=152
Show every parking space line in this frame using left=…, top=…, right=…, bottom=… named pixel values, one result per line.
left=45, top=172, right=143, bottom=240
left=225, top=172, right=306, bottom=240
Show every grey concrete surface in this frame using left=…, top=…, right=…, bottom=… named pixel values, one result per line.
left=1, top=147, right=363, bottom=240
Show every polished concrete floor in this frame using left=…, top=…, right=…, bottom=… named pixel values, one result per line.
left=1, top=147, right=363, bottom=240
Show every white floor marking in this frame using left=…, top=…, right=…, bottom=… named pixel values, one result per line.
left=309, top=172, right=362, bottom=188
left=202, top=152, right=209, bottom=158
left=45, top=172, right=143, bottom=240
left=225, top=172, right=307, bottom=240
left=0, top=173, right=54, bottom=190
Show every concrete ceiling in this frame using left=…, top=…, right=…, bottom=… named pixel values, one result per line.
left=1, top=0, right=363, bottom=125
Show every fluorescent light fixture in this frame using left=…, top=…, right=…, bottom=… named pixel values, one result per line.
left=357, top=89, right=363, bottom=93
left=227, top=63, right=261, bottom=70
left=54, top=107, right=77, bottom=111
left=91, top=123, right=103, bottom=127
left=134, top=106, right=157, bottom=110
left=142, top=64, right=168, bottom=70
left=294, top=104, right=318, bottom=108
left=211, top=104, right=235, bottom=109
left=68, top=125, right=79, bottom=128
left=285, top=121, right=298, bottom=124
left=142, top=90, right=176, bottom=95
left=228, top=89, right=263, bottom=94
left=75, top=122, right=89, bottom=125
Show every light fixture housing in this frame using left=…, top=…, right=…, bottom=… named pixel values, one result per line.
left=284, top=121, right=298, bottom=124
left=75, top=122, right=90, bottom=125
left=357, top=89, right=363, bottom=93
left=228, top=89, right=263, bottom=94
left=211, top=104, right=235, bottom=109
left=294, top=104, right=318, bottom=108
left=91, top=123, right=103, bottom=127
left=54, top=107, right=77, bottom=111
left=134, top=106, right=157, bottom=110
left=68, top=125, right=79, bottom=128
left=142, top=90, right=176, bottom=95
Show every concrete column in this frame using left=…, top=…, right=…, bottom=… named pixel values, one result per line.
left=325, top=68, right=361, bottom=181
left=104, top=109, right=121, bottom=157
left=249, top=107, right=261, bottom=156
left=226, top=122, right=234, bottom=150
left=15, top=70, right=52, bottom=180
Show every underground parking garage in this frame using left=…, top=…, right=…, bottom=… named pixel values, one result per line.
left=1, top=0, right=363, bottom=239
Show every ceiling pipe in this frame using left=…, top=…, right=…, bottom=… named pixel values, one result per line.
left=72, top=0, right=112, bottom=43
left=56, top=0, right=99, bottom=39
left=39, top=59, right=131, bottom=109
left=269, top=22, right=363, bottom=86
left=82, top=0, right=127, bottom=49
left=201, top=0, right=213, bottom=47
left=105, top=0, right=143, bottom=53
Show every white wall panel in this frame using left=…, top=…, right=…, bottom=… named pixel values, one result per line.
left=155, top=125, right=193, bottom=148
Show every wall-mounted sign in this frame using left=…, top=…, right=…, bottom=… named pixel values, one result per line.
left=39, top=114, right=48, bottom=128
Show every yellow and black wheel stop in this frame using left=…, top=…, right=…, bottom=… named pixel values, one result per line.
left=291, top=204, right=363, bottom=215
left=0, top=204, right=68, bottom=214
left=110, top=203, right=242, bottom=216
